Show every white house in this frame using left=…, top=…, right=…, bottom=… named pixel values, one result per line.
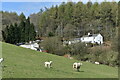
left=80, top=33, right=103, bottom=45
left=20, top=42, right=40, bottom=51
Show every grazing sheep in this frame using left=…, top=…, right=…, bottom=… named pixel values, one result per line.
left=95, top=62, right=100, bottom=65
left=0, top=58, right=3, bottom=63
left=73, top=62, right=82, bottom=71
left=44, top=61, right=53, bottom=68
left=0, top=58, right=4, bottom=67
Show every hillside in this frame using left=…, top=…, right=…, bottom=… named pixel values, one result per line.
left=1, top=42, right=118, bottom=78
left=1, top=11, right=20, bottom=29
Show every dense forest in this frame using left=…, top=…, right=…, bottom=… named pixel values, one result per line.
left=1, top=1, right=120, bottom=66
left=34, top=1, right=119, bottom=41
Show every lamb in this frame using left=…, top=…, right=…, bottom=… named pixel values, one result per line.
left=0, top=58, right=4, bottom=63
left=44, top=61, right=53, bottom=68
left=0, top=58, right=4, bottom=67
left=73, top=62, right=82, bottom=71
left=95, top=61, right=100, bottom=65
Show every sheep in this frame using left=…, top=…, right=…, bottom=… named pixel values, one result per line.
left=73, top=62, right=82, bottom=71
left=73, top=62, right=77, bottom=69
left=95, top=61, right=100, bottom=65
left=44, top=61, right=53, bottom=68
left=0, top=58, right=4, bottom=63
left=0, top=58, right=4, bottom=67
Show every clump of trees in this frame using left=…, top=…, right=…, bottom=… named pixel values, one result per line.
left=69, top=42, right=118, bottom=67
left=68, top=42, right=88, bottom=60
left=41, top=37, right=66, bottom=56
left=2, top=13, right=36, bottom=44
left=88, top=47, right=118, bottom=67
left=40, top=37, right=87, bottom=57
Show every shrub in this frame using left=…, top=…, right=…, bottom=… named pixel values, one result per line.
left=48, top=32, right=54, bottom=37
left=88, top=47, right=118, bottom=66
left=41, top=37, right=65, bottom=56
left=69, top=42, right=89, bottom=60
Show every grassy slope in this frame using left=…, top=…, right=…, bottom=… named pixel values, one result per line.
left=1, top=42, right=118, bottom=78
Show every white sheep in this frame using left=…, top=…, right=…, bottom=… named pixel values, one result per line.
left=73, top=62, right=82, bottom=71
left=0, top=58, right=4, bottom=67
left=0, top=58, right=4, bottom=63
left=95, top=62, right=100, bottom=65
left=44, top=61, right=53, bottom=68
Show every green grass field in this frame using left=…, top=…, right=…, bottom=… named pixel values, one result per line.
left=1, top=42, right=118, bottom=78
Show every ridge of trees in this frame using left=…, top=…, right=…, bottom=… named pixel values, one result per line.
left=1, top=2, right=119, bottom=41
left=2, top=13, right=36, bottom=44
left=35, top=2, right=118, bottom=41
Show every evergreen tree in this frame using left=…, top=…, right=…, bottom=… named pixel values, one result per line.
left=14, top=23, right=20, bottom=43
left=25, top=17, right=31, bottom=42
left=19, top=20, right=26, bottom=42
left=19, top=13, right=26, bottom=21
left=64, top=2, right=74, bottom=24
left=29, top=23, right=36, bottom=41
left=8, top=24, right=15, bottom=44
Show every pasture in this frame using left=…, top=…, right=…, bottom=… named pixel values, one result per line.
left=1, top=42, right=118, bottom=78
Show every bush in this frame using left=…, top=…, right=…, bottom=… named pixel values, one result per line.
left=105, top=51, right=118, bottom=66
left=54, top=46, right=66, bottom=56
left=88, top=47, right=118, bottom=66
left=48, top=32, right=54, bottom=37
left=41, top=37, right=65, bottom=56
left=89, top=47, right=104, bottom=62
left=69, top=42, right=89, bottom=60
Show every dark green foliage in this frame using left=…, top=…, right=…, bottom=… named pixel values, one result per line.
left=13, top=23, right=20, bottom=43
left=8, top=24, right=15, bottom=44
left=19, top=20, right=26, bottom=42
left=25, top=17, right=31, bottom=42
left=19, top=12, right=26, bottom=21
left=48, top=32, right=54, bottom=37
left=2, top=13, right=36, bottom=44
left=29, top=23, right=36, bottom=41
left=3, top=24, right=19, bottom=44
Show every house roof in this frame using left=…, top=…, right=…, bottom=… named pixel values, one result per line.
left=82, top=34, right=100, bottom=38
left=74, top=38, right=81, bottom=40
